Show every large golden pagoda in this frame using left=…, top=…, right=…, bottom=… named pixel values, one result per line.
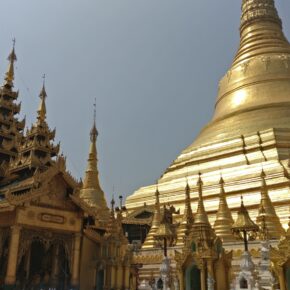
left=126, top=0, right=290, bottom=232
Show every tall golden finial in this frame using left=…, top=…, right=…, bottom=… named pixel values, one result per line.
left=194, top=172, right=210, bottom=225
left=152, top=183, right=161, bottom=228
left=79, top=100, right=108, bottom=212
left=4, top=38, right=17, bottom=87
left=90, top=97, right=98, bottom=143
left=110, top=196, right=115, bottom=212
left=214, top=174, right=235, bottom=241
left=256, top=169, right=285, bottom=239
left=83, top=100, right=100, bottom=189
left=37, top=74, right=47, bottom=124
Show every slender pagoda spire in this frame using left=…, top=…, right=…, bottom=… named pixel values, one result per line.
left=214, top=176, right=235, bottom=241
left=142, top=185, right=161, bottom=249
left=256, top=170, right=285, bottom=239
left=79, top=102, right=109, bottom=212
left=194, top=173, right=210, bottom=225
left=37, top=77, right=47, bottom=124
left=192, top=173, right=215, bottom=248
left=4, top=39, right=17, bottom=88
left=176, top=181, right=194, bottom=246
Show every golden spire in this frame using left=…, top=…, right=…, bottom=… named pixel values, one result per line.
left=142, top=185, right=161, bottom=249
left=194, top=173, right=210, bottom=225
left=176, top=181, right=194, bottom=246
left=79, top=101, right=108, bottom=211
left=214, top=176, right=235, bottom=241
left=189, top=0, right=290, bottom=147
left=4, top=39, right=17, bottom=88
left=37, top=75, right=47, bottom=124
left=256, top=170, right=285, bottom=239
left=152, top=185, right=161, bottom=228
left=182, top=181, right=194, bottom=224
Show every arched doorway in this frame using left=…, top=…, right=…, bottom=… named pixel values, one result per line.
left=185, top=264, right=201, bottom=290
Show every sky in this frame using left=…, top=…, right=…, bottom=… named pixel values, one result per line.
left=0, top=1, right=289, bottom=201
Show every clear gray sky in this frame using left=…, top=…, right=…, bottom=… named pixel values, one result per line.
left=1, top=1, right=289, bottom=201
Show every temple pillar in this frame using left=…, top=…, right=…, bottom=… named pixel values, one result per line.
left=105, top=265, right=111, bottom=290
left=116, top=265, right=123, bottom=289
left=277, top=266, right=286, bottom=290
left=51, top=244, right=60, bottom=286
left=200, top=261, right=207, bottom=290
left=111, top=265, right=116, bottom=289
left=178, top=270, right=184, bottom=290
left=71, top=233, right=82, bottom=288
left=124, top=266, right=130, bottom=290
left=4, top=225, right=21, bottom=286
left=24, top=246, right=31, bottom=280
left=207, top=259, right=215, bottom=290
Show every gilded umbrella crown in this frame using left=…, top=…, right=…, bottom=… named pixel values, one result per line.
left=155, top=205, right=174, bottom=239
left=4, top=40, right=17, bottom=87
left=232, top=196, right=259, bottom=232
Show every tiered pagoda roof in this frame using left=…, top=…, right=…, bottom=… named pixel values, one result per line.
left=9, top=82, right=59, bottom=176
left=0, top=43, right=25, bottom=168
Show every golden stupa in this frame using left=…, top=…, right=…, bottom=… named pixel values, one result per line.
left=126, top=0, right=290, bottom=233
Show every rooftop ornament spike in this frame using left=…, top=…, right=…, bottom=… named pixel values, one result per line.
left=4, top=39, right=17, bottom=88
left=37, top=74, right=47, bottom=124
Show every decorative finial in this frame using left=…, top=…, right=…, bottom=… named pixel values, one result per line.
left=111, top=197, right=115, bottom=211
left=37, top=75, right=47, bottom=123
left=94, top=97, right=96, bottom=124
left=90, top=98, right=98, bottom=142
left=119, top=195, right=123, bottom=208
left=4, top=39, right=17, bottom=87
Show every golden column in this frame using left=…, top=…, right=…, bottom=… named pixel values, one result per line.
left=200, top=261, right=207, bottom=290
left=116, top=265, right=123, bottom=290
left=71, top=233, right=82, bottom=287
left=5, top=225, right=21, bottom=285
left=124, top=265, right=130, bottom=290
left=177, top=270, right=184, bottom=290
left=51, top=244, right=60, bottom=286
left=276, top=266, right=286, bottom=290
left=110, top=265, right=116, bottom=289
